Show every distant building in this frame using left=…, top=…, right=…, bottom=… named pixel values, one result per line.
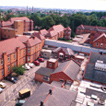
left=83, top=52, right=106, bottom=85
left=76, top=24, right=106, bottom=35
left=0, top=17, right=33, bottom=40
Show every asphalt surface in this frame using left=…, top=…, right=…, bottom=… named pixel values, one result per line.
left=0, top=60, right=47, bottom=106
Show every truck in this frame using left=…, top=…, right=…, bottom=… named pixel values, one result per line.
left=19, top=88, right=30, bottom=99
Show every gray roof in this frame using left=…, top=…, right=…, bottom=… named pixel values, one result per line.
left=51, top=81, right=63, bottom=88
left=89, top=52, right=106, bottom=64
left=53, top=60, right=80, bottom=80
left=35, top=67, right=54, bottom=77
left=53, top=47, right=74, bottom=55
left=85, top=88, right=106, bottom=100
left=84, top=63, right=106, bottom=84
left=23, top=83, right=77, bottom=106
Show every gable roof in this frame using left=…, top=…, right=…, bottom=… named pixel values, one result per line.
left=34, top=32, right=45, bottom=40
left=39, top=29, right=48, bottom=36
left=0, top=38, right=25, bottom=58
left=93, top=33, right=106, bottom=42
left=53, top=47, right=74, bottom=55
left=26, top=37, right=41, bottom=47
left=16, top=35, right=29, bottom=43
left=23, top=83, right=77, bottom=106
left=52, top=60, right=80, bottom=80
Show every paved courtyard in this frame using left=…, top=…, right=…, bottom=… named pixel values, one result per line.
left=0, top=60, right=47, bottom=106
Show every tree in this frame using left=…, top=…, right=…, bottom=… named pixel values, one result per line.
left=90, top=19, right=101, bottom=26
left=42, top=16, right=55, bottom=29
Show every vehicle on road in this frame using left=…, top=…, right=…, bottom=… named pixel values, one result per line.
left=16, top=99, right=25, bottom=106
left=19, top=88, right=30, bottom=99
left=34, top=60, right=40, bottom=66
left=28, top=63, right=34, bottom=68
left=38, top=58, right=45, bottom=62
left=0, top=87, right=3, bottom=93
left=5, top=75, right=17, bottom=83
left=0, top=82, right=6, bottom=88
left=25, top=63, right=30, bottom=70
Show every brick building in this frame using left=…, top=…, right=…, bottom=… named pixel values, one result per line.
left=0, top=17, right=33, bottom=40
left=83, top=52, right=106, bottom=85
left=52, top=47, right=74, bottom=61
left=76, top=24, right=106, bottom=35
left=0, top=36, right=43, bottom=80
left=50, top=60, right=80, bottom=83
left=41, top=24, right=71, bottom=40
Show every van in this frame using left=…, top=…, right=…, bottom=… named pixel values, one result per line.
left=19, top=88, right=30, bottom=99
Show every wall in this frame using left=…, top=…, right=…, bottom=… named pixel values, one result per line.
left=50, top=72, right=73, bottom=83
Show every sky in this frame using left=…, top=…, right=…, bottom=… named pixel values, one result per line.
left=0, top=0, right=106, bottom=10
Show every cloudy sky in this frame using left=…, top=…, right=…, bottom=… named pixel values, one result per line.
left=0, top=0, right=106, bottom=10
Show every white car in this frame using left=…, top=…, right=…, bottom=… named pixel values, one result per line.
left=0, top=87, right=3, bottom=93
left=0, top=82, right=6, bottom=88
left=28, top=63, right=34, bottom=68
left=25, top=63, right=30, bottom=70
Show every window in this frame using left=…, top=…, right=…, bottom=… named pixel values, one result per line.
left=4, top=35, right=6, bottom=37
left=33, top=55, right=34, bottom=60
left=14, top=53, right=16, bottom=59
left=8, top=35, right=10, bottom=38
left=23, top=57, right=25, bottom=63
left=20, top=51, right=21, bottom=57
left=49, top=63, right=52, bottom=67
left=96, top=42, right=98, bottom=46
left=19, top=60, right=21, bottom=65
left=1, top=59, right=3, bottom=66
left=28, top=48, right=30, bottom=53
left=2, top=69, right=4, bottom=76
left=8, top=66, right=10, bottom=72
left=23, top=49, right=25, bottom=54
left=8, top=56, right=10, bottom=62
left=43, top=76, right=50, bottom=81
left=39, top=44, right=41, bottom=49
left=33, top=47, right=34, bottom=52
left=14, top=63, right=16, bottom=67
left=35, top=53, right=37, bottom=59
left=28, top=56, right=30, bottom=61
left=8, top=30, right=10, bottom=32
left=36, top=46, right=37, bottom=50
left=101, top=43, right=103, bottom=47
left=105, top=44, right=106, bottom=48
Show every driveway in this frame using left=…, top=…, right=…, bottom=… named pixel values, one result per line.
left=0, top=60, right=47, bottom=106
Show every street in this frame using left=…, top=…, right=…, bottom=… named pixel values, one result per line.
left=0, top=60, right=47, bottom=106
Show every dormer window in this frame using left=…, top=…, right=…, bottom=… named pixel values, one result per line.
left=101, top=43, right=103, bottom=47
left=96, top=42, right=98, bottom=47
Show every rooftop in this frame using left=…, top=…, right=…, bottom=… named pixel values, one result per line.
left=48, top=58, right=58, bottom=63
left=23, top=83, right=77, bottom=106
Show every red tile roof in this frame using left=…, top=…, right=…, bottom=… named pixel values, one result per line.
left=16, top=35, right=29, bottom=43
left=0, top=38, right=25, bottom=58
left=39, top=29, right=48, bottom=36
left=26, top=37, right=41, bottom=47
left=33, top=32, right=45, bottom=40
left=93, top=33, right=106, bottom=42
left=47, top=24, right=65, bottom=37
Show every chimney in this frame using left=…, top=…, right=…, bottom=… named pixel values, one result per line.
left=40, top=101, right=44, bottom=106
left=100, top=52, right=103, bottom=55
left=49, top=89, right=52, bottom=95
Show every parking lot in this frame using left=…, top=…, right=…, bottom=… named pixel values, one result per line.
left=0, top=60, right=47, bottom=106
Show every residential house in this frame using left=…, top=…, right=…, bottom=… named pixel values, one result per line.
left=83, top=52, right=106, bottom=85
left=23, top=83, right=77, bottom=106
left=64, top=27, right=71, bottom=40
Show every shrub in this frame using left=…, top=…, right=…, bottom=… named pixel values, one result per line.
left=12, top=65, right=26, bottom=75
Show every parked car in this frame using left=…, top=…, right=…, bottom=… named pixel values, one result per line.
left=0, top=87, right=3, bottom=93
left=16, top=100, right=25, bottom=106
left=28, top=63, right=34, bottom=68
left=5, top=75, right=17, bottom=83
left=0, top=82, right=6, bottom=88
left=38, top=58, right=45, bottom=62
left=34, top=60, right=40, bottom=66
left=25, top=63, right=30, bottom=70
